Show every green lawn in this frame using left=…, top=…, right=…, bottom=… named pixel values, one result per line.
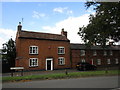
left=2, top=70, right=119, bottom=83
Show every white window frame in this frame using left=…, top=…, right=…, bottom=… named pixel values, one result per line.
left=29, top=46, right=38, bottom=54
left=93, top=50, right=97, bottom=56
left=104, top=50, right=107, bottom=56
left=110, top=50, right=113, bottom=56
left=80, top=50, right=85, bottom=56
left=107, top=59, right=111, bottom=64
left=58, top=47, right=65, bottom=54
left=29, top=58, right=38, bottom=67
left=58, top=57, right=65, bottom=65
left=81, top=59, right=86, bottom=62
left=97, top=59, right=101, bottom=65
left=115, top=58, right=119, bottom=64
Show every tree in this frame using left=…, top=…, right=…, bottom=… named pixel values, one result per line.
left=2, top=38, right=16, bottom=68
left=78, top=1, right=120, bottom=47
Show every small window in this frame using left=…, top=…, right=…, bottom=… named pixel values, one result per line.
left=107, top=59, right=111, bottom=64
left=115, top=58, right=119, bottom=64
left=81, top=59, right=85, bottom=62
left=110, top=50, right=113, bottom=56
left=104, top=50, right=107, bottom=56
left=93, top=50, right=97, bottom=56
left=58, top=57, right=65, bottom=65
left=58, top=47, right=65, bottom=54
left=29, top=58, right=38, bottom=67
left=80, top=50, right=85, bottom=56
left=97, top=59, right=101, bottom=65
left=29, top=46, right=38, bottom=54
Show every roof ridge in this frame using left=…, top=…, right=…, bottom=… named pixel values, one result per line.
left=21, top=30, right=63, bottom=36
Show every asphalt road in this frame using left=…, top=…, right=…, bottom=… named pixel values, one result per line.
left=2, top=76, right=119, bottom=88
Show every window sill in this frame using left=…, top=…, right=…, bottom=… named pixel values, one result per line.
left=58, top=64, right=65, bottom=66
left=29, top=54, right=39, bottom=55
left=29, top=66, right=38, bottom=68
left=58, top=53, right=65, bottom=55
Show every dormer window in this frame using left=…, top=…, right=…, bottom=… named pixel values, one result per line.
left=29, top=46, right=38, bottom=54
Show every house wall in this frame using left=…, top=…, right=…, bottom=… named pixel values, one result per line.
left=71, top=49, right=120, bottom=68
left=16, top=38, right=71, bottom=71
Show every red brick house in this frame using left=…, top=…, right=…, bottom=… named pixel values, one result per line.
left=15, top=22, right=71, bottom=71
left=71, top=44, right=120, bottom=68
left=15, top=22, right=120, bottom=71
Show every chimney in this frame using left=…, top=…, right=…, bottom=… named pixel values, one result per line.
left=61, top=28, right=67, bottom=37
left=17, top=22, right=22, bottom=31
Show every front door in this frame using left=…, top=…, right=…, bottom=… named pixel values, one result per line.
left=46, top=58, right=53, bottom=70
left=47, top=60, right=51, bottom=70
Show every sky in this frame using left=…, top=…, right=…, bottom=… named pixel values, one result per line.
left=0, top=1, right=96, bottom=49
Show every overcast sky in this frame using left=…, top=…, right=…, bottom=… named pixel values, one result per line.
left=0, top=1, right=96, bottom=49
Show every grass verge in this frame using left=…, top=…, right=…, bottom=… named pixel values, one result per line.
left=2, top=70, right=119, bottom=83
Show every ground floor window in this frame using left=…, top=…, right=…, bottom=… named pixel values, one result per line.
left=97, top=59, right=101, bottom=65
left=81, top=59, right=85, bottom=62
left=29, top=58, right=38, bottom=67
left=115, top=58, right=119, bottom=64
left=58, top=57, right=65, bottom=65
left=107, top=59, right=111, bottom=64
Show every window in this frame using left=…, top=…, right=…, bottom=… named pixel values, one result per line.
left=115, top=58, right=119, bottom=64
left=58, top=57, right=65, bottom=65
left=110, top=50, right=113, bottom=56
left=80, top=50, right=85, bottom=56
left=97, top=59, right=101, bottom=65
left=58, top=47, right=65, bottom=54
left=29, top=46, right=38, bottom=54
left=29, top=58, right=38, bottom=67
left=93, top=50, right=97, bottom=56
left=104, top=50, right=107, bottom=56
left=81, top=59, right=85, bottom=62
left=107, top=59, right=111, bottom=64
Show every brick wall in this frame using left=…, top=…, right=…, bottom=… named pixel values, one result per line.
left=16, top=38, right=71, bottom=71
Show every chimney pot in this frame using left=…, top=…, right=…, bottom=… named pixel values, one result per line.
left=61, top=28, right=67, bottom=37
left=17, top=22, right=22, bottom=31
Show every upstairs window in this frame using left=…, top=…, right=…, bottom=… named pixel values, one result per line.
left=104, top=50, right=107, bottom=56
left=80, top=50, right=85, bottom=56
left=29, top=46, right=38, bottom=54
left=58, top=47, right=65, bottom=54
left=110, top=50, right=113, bottom=56
left=29, top=58, right=38, bottom=67
left=58, top=57, right=65, bottom=65
left=93, top=50, right=97, bottom=56
left=81, top=59, right=86, bottom=62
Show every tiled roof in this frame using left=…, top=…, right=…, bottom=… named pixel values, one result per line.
left=70, top=43, right=120, bottom=50
left=18, top=30, right=70, bottom=41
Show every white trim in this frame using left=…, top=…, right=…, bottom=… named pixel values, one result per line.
left=58, top=57, right=65, bottom=65
left=115, top=58, right=119, bottom=64
left=58, top=46, right=65, bottom=54
left=80, top=50, right=85, bottom=56
left=46, top=58, right=53, bottom=71
left=29, top=58, right=38, bottom=67
left=29, top=46, right=38, bottom=54
left=107, top=59, right=111, bottom=64
left=97, top=59, right=101, bottom=65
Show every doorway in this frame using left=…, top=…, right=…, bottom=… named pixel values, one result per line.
left=46, top=58, right=53, bottom=70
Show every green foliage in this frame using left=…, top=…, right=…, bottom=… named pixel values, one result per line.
left=2, top=38, right=16, bottom=67
left=78, top=2, right=120, bottom=46
left=2, top=70, right=119, bottom=82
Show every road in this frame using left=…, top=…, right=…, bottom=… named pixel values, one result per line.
left=2, top=76, right=119, bottom=88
